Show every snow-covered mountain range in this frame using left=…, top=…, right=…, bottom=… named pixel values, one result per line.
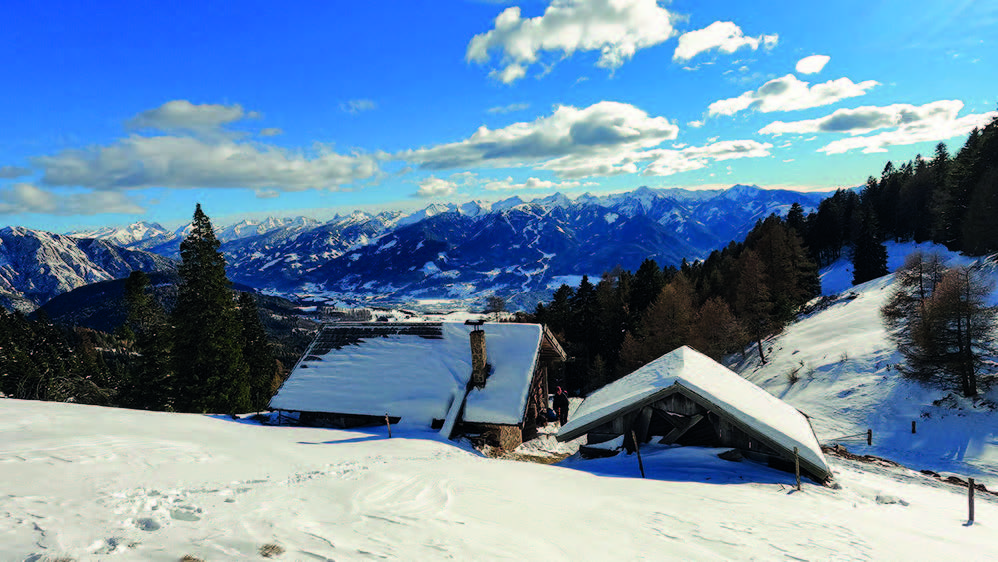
left=0, top=226, right=175, bottom=312
left=2, top=185, right=827, bottom=312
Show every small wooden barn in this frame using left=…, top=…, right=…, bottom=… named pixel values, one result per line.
left=557, top=346, right=831, bottom=482
left=270, top=321, right=566, bottom=450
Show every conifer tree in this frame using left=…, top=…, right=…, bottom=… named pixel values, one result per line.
left=172, top=204, right=250, bottom=414
left=882, top=253, right=996, bottom=397
left=851, top=204, right=888, bottom=285
left=120, top=270, right=174, bottom=410
left=734, top=249, right=772, bottom=363
left=237, top=292, right=280, bottom=411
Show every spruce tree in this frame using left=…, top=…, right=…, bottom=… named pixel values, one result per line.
left=851, top=204, right=888, bottom=285
left=237, top=292, right=279, bottom=411
left=172, top=204, right=251, bottom=414
left=120, top=270, right=174, bottom=410
left=734, top=249, right=772, bottom=363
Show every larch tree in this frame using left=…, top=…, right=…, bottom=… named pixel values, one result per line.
left=882, top=252, right=996, bottom=397
left=172, top=204, right=251, bottom=414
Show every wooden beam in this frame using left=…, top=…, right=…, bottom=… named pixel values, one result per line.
left=659, top=414, right=703, bottom=444
left=635, top=407, right=654, bottom=444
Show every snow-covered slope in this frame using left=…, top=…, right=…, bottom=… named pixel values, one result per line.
left=732, top=242, right=998, bottom=479
left=1, top=398, right=995, bottom=561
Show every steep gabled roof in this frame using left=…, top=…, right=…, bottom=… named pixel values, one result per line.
left=558, top=346, right=830, bottom=480
left=269, top=322, right=545, bottom=425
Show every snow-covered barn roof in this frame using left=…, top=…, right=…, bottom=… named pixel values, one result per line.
left=269, top=322, right=547, bottom=426
left=558, top=346, right=830, bottom=480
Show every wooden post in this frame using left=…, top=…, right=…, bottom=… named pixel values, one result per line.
left=385, top=413, right=392, bottom=438
left=631, top=430, right=645, bottom=479
left=969, top=478, right=975, bottom=524
left=912, top=420, right=916, bottom=434
left=793, top=447, right=801, bottom=491
left=867, top=429, right=872, bottom=446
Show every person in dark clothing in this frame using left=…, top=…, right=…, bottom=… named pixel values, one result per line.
left=553, top=386, right=570, bottom=426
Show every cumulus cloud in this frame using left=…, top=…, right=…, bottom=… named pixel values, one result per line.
left=126, top=100, right=251, bottom=132
left=341, top=99, right=377, bottom=114
left=466, top=0, right=675, bottom=83
left=759, top=100, right=969, bottom=136
left=0, top=165, right=31, bottom=179
left=815, top=103, right=997, bottom=154
left=415, top=177, right=459, bottom=198
left=400, top=101, right=679, bottom=177
left=641, top=140, right=773, bottom=176
left=481, top=177, right=593, bottom=190
left=487, top=102, right=531, bottom=114
left=259, top=127, right=283, bottom=137
left=673, top=21, right=777, bottom=62
left=708, top=74, right=879, bottom=116
left=0, top=183, right=144, bottom=215
left=795, top=54, right=830, bottom=75
left=32, top=135, right=380, bottom=191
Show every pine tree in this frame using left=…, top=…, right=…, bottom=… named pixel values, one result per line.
left=237, top=292, right=280, bottom=411
left=172, top=204, right=251, bottom=414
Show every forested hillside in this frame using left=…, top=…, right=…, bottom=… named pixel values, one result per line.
left=537, top=116, right=998, bottom=396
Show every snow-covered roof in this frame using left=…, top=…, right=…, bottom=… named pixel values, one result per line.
left=270, top=322, right=543, bottom=425
left=558, top=346, right=830, bottom=479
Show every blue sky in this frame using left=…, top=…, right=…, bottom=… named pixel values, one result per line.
left=1, top=0, right=995, bottom=232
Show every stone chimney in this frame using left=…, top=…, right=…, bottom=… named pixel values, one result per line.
left=469, top=324, right=488, bottom=388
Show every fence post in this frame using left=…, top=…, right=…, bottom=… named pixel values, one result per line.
left=385, top=413, right=392, bottom=438
left=631, top=430, right=645, bottom=479
left=867, top=429, right=872, bottom=446
left=793, top=447, right=801, bottom=491
left=969, top=478, right=975, bottom=524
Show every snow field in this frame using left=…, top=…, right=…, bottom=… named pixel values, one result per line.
left=2, top=399, right=996, bottom=561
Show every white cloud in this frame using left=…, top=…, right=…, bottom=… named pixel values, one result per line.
left=759, top=100, right=969, bottom=136
left=32, top=135, right=380, bottom=191
left=467, top=0, right=675, bottom=83
left=126, top=100, right=250, bottom=132
left=673, top=21, right=777, bottom=62
left=259, top=127, right=283, bottom=137
left=341, top=99, right=377, bottom=114
left=708, top=74, right=879, bottom=116
left=641, top=140, right=773, bottom=176
left=818, top=104, right=997, bottom=154
left=757, top=100, right=998, bottom=154
left=255, top=189, right=280, bottom=199
left=0, top=165, right=31, bottom=179
left=400, top=101, right=679, bottom=177
left=795, top=54, right=830, bottom=75
left=0, top=183, right=144, bottom=215
left=487, top=102, right=531, bottom=114
left=415, top=177, right=459, bottom=198
left=481, top=176, right=593, bottom=190
left=687, top=120, right=704, bottom=128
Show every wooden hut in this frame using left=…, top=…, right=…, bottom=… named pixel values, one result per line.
left=557, top=346, right=831, bottom=482
left=270, top=321, right=566, bottom=450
